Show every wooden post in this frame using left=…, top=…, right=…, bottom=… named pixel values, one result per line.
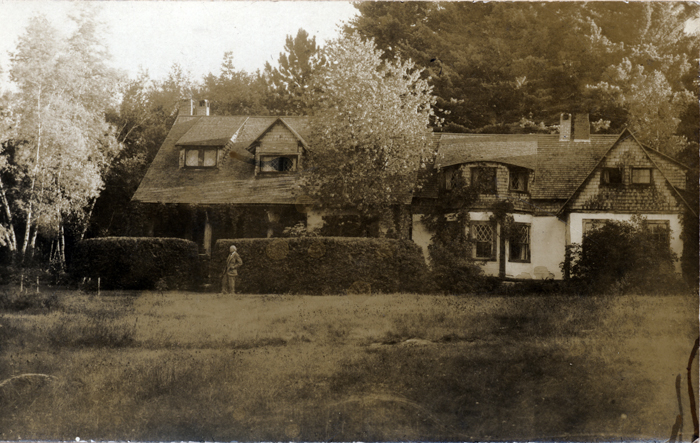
left=203, top=210, right=212, bottom=256
left=36, top=276, right=39, bottom=293
left=20, top=274, right=23, bottom=293
left=98, top=277, right=101, bottom=296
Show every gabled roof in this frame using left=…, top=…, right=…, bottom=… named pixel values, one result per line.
left=531, top=134, right=617, bottom=199
left=246, top=117, right=311, bottom=151
left=132, top=115, right=311, bottom=205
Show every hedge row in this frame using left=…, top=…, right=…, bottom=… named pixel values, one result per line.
left=211, top=237, right=429, bottom=294
left=70, top=237, right=200, bottom=290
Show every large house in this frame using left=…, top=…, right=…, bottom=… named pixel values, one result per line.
left=132, top=101, right=692, bottom=279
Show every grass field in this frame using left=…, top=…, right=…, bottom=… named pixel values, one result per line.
left=0, top=290, right=697, bottom=441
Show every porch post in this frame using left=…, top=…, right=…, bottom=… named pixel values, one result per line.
left=203, top=209, right=212, bottom=256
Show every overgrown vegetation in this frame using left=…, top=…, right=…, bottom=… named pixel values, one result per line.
left=211, top=237, right=428, bottom=294
left=70, top=237, right=200, bottom=290
left=0, top=291, right=696, bottom=440
left=562, top=217, right=688, bottom=294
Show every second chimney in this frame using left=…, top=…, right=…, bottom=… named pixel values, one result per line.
left=559, top=113, right=572, bottom=141
left=180, top=99, right=194, bottom=116
left=573, top=113, right=590, bottom=142
left=196, top=99, right=210, bottom=116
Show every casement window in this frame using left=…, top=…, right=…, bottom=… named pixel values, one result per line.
left=631, top=168, right=652, bottom=185
left=645, top=220, right=670, bottom=246
left=600, top=167, right=622, bottom=185
left=582, top=219, right=609, bottom=235
left=471, top=222, right=496, bottom=260
left=443, top=167, right=460, bottom=191
left=184, top=148, right=217, bottom=168
left=471, top=167, right=497, bottom=194
left=509, top=168, right=528, bottom=192
left=509, top=223, right=531, bottom=263
left=260, top=155, right=297, bottom=173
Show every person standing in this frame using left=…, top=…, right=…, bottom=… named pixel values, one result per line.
left=221, top=245, right=243, bottom=294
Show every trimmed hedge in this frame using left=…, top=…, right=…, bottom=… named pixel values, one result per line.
left=211, top=237, right=429, bottom=294
left=70, top=237, right=200, bottom=290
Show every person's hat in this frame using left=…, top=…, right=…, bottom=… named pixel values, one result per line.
left=230, top=245, right=237, bottom=252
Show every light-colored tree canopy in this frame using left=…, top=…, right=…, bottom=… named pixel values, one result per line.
left=300, top=33, right=436, bottom=225
left=0, top=8, right=122, bottom=259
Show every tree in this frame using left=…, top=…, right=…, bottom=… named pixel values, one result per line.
left=299, top=33, right=436, bottom=235
left=1, top=8, right=122, bottom=264
left=202, top=52, right=269, bottom=116
left=264, top=29, right=324, bottom=115
left=348, top=2, right=700, bottom=140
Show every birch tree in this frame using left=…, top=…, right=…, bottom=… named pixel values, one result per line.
left=2, top=9, right=121, bottom=262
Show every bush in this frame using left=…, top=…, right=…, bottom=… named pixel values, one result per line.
left=70, top=237, right=200, bottom=290
left=210, top=237, right=429, bottom=294
left=0, top=288, right=59, bottom=312
left=562, top=218, right=687, bottom=294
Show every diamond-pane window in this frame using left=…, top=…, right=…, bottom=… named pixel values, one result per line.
left=509, top=223, right=530, bottom=262
left=472, top=222, right=495, bottom=260
left=509, top=169, right=528, bottom=192
left=471, top=167, right=497, bottom=194
left=260, top=155, right=297, bottom=173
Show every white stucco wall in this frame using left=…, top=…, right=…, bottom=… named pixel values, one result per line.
left=412, top=214, right=432, bottom=264
left=567, top=212, right=683, bottom=273
left=526, top=216, right=567, bottom=280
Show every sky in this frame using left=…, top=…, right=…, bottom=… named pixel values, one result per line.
left=0, top=1, right=359, bottom=89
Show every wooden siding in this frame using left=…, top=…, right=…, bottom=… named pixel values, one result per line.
left=567, top=138, right=682, bottom=213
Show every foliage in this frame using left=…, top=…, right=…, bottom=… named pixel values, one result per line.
left=348, top=2, right=699, bottom=154
left=420, top=168, right=492, bottom=293
left=0, top=7, right=123, bottom=262
left=210, top=237, right=429, bottom=294
left=203, top=53, right=269, bottom=116
left=0, top=288, right=59, bottom=312
left=70, top=237, right=200, bottom=290
left=299, top=33, right=436, bottom=230
left=561, top=217, right=686, bottom=294
left=263, top=29, right=324, bottom=115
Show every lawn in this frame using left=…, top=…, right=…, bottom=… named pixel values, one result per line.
left=0, top=290, right=697, bottom=441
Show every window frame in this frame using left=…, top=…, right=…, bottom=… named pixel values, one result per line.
left=600, top=167, right=623, bottom=186
left=471, top=167, right=498, bottom=194
left=644, top=220, right=670, bottom=247
left=471, top=221, right=497, bottom=261
left=508, top=168, right=529, bottom=193
left=582, top=219, right=609, bottom=236
left=631, top=167, right=653, bottom=186
left=259, top=154, right=298, bottom=173
left=508, top=223, right=531, bottom=263
left=183, top=147, right=218, bottom=169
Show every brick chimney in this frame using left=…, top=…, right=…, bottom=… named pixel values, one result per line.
left=559, top=113, right=572, bottom=141
left=573, top=113, right=590, bottom=142
left=196, top=99, right=210, bottom=116
left=179, top=99, right=194, bottom=116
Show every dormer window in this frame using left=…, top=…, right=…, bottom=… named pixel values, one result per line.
left=471, top=167, right=497, bottom=194
left=184, top=148, right=217, bottom=168
left=260, top=155, right=297, bottom=173
left=509, top=168, right=528, bottom=192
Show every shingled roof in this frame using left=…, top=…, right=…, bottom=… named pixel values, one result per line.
left=132, top=116, right=311, bottom=205
left=430, top=132, right=620, bottom=200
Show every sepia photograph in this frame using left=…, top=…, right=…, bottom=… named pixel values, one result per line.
left=0, top=0, right=698, bottom=441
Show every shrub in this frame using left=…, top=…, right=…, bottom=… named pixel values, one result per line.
left=210, top=237, right=429, bottom=294
left=0, top=288, right=59, bottom=312
left=70, top=237, right=200, bottom=290
left=562, top=217, right=686, bottom=294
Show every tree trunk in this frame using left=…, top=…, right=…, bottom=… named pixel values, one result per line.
left=80, top=198, right=96, bottom=241
left=0, top=176, right=17, bottom=251
left=60, top=224, right=66, bottom=270
left=29, top=227, right=38, bottom=259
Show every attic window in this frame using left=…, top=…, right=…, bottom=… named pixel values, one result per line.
left=601, top=167, right=622, bottom=185
left=509, top=168, right=528, bottom=192
left=471, top=167, right=497, bottom=194
left=260, top=155, right=297, bottom=173
left=631, top=168, right=652, bottom=185
left=184, top=148, right=217, bottom=168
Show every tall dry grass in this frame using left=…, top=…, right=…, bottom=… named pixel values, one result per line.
left=0, top=290, right=697, bottom=441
